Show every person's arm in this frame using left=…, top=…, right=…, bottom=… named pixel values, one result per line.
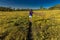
left=33, top=12, right=45, bottom=16
left=33, top=12, right=37, bottom=15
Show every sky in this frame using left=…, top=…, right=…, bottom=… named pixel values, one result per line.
left=0, top=0, right=60, bottom=9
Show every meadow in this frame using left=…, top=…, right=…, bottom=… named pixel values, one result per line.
left=0, top=10, right=60, bottom=40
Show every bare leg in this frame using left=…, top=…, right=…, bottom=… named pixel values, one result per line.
left=29, top=18, right=32, bottom=22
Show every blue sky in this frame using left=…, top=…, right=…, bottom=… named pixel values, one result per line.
left=0, top=0, right=60, bottom=9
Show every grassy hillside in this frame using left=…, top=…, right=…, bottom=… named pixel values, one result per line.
left=0, top=10, right=60, bottom=40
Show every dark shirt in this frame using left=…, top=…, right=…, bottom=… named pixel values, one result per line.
left=29, top=11, right=33, bottom=16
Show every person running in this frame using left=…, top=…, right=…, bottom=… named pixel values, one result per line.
left=29, top=9, right=44, bottom=22
left=29, top=9, right=33, bottom=22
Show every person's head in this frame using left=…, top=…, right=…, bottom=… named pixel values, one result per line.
left=30, top=9, right=33, bottom=12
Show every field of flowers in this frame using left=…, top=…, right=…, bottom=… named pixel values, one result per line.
left=0, top=10, right=60, bottom=40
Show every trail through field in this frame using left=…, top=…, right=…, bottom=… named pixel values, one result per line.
left=26, top=21, right=33, bottom=40
left=0, top=11, right=60, bottom=40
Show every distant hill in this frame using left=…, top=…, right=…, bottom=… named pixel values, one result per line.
left=49, top=4, right=60, bottom=10
left=0, top=7, right=14, bottom=11
left=0, top=4, right=60, bottom=11
left=0, top=7, right=30, bottom=11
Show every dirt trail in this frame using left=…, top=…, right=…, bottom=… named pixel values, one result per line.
left=26, top=21, right=33, bottom=40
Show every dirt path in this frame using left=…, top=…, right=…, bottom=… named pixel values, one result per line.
left=26, top=21, right=33, bottom=40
